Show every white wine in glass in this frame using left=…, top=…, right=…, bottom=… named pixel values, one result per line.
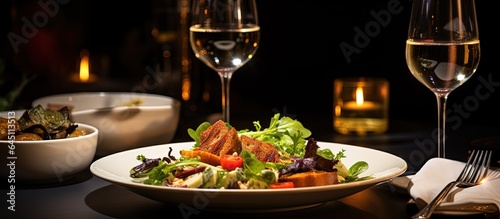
left=406, top=0, right=480, bottom=158
left=190, top=0, right=260, bottom=123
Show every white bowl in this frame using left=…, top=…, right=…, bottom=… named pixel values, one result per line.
left=0, top=123, right=98, bottom=182
left=32, top=92, right=181, bottom=156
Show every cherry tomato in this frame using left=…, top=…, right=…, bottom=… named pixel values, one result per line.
left=269, top=181, right=295, bottom=189
left=220, top=154, right=243, bottom=171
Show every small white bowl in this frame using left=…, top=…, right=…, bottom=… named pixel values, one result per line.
left=32, top=92, right=181, bottom=156
left=0, top=123, right=98, bottom=182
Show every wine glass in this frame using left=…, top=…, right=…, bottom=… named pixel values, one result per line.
left=189, top=0, right=260, bottom=123
left=406, top=0, right=480, bottom=158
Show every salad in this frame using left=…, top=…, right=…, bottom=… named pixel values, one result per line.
left=130, top=113, right=372, bottom=189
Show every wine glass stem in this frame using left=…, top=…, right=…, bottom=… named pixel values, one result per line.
left=219, top=71, right=233, bottom=123
left=435, top=93, right=449, bottom=158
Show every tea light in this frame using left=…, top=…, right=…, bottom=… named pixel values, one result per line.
left=333, top=77, right=389, bottom=135
left=344, top=101, right=378, bottom=110
left=343, top=86, right=382, bottom=110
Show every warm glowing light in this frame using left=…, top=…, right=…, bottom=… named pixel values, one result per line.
left=355, top=86, right=364, bottom=105
left=79, top=55, right=90, bottom=82
left=343, top=86, right=379, bottom=110
left=479, top=175, right=490, bottom=184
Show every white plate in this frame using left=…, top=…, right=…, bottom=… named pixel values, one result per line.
left=90, top=141, right=408, bottom=212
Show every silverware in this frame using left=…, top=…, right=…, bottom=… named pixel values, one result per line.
left=412, top=150, right=492, bottom=219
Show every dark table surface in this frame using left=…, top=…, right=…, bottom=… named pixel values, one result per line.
left=2, top=115, right=499, bottom=219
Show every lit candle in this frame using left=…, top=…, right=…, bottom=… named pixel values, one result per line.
left=71, top=49, right=97, bottom=83
left=343, top=87, right=381, bottom=110
left=79, top=55, right=90, bottom=82
left=333, top=77, right=389, bottom=135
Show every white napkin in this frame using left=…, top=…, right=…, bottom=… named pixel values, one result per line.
left=408, top=158, right=500, bottom=216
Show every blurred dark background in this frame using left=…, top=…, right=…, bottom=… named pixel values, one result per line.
left=1, top=0, right=498, bottom=141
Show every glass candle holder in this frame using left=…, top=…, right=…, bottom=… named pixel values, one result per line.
left=333, top=77, right=389, bottom=135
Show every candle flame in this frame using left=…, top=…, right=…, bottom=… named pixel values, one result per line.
left=79, top=55, right=90, bottom=82
left=356, top=86, right=364, bottom=105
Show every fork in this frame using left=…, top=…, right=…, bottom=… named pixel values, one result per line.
left=412, top=150, right=492, bottom=219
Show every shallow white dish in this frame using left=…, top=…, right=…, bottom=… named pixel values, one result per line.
left=32, top=92, right=181, bottom=157
left=90, top=141, right=407, bottom=212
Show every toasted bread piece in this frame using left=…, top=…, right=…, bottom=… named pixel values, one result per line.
left=280, top=171, right=338, bottom=187
left=240, top=135, right=281, bottom=163
left=199, top=120, right=241, bottom=156
left=180, top=149, right=221, bottom=166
